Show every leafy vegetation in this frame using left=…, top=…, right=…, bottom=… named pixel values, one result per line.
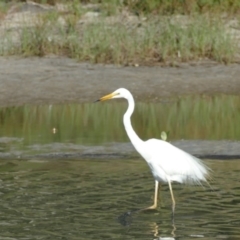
left=4, top=0, right=240, bottom=15
left=0, top=1, right=239, bottom=65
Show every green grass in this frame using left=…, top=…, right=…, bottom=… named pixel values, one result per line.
left=0, top=1, right=239, bottom=64
left=122, top=0, right=240, bottom=15
left=4, top=0, right=240, bottom=15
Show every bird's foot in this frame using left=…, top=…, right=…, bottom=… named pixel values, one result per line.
left=141, top=204, right=158, bottom=211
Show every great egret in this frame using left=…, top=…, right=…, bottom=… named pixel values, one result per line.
left=96, top=88, right=210, bottom=212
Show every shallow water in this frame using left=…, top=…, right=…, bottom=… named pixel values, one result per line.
left=0, top=96, right=239, bottom=239
left=0, top=158, right=239, bottom=239
left=0, top=95, right=240, bottom=158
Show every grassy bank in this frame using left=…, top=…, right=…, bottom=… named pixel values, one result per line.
left=0, top=1, right=239, bottom=65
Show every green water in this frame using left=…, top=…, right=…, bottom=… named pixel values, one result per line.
left=0, top=95, right=240, bottom=149
left=0, top=95, right=239, bottom=239
left=0, top=158, right=239, bottom=239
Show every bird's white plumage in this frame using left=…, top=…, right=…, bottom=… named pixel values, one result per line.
left=98, top=87, right=210, bottom=210
left=143, top=139, right=208, bottom=184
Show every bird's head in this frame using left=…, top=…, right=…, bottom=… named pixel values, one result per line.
left=95, top=88, right=130, bottom=102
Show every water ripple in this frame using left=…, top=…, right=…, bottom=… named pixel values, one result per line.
left=0, top=159, right=239, bottom=239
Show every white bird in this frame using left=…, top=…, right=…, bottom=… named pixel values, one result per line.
left=96, top=88, right=210, bottom=212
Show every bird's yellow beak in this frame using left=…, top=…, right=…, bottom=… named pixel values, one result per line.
left=95, top=92, right=118, bottom=102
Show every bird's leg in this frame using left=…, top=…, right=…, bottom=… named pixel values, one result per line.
left=142, top=180, right=159, bottom=210
left=168, top=180, right=176, bottom=215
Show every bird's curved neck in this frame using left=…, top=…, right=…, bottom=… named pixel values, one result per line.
left=123, top=95, right=143, bottom=148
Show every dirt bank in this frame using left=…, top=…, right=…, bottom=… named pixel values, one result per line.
left=0, top=57, right=240, bottom=107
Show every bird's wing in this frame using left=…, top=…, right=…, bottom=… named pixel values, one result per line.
left=144, top=139, right=209, bottom=184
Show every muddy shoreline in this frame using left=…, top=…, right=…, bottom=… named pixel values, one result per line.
left=1, top=140, right=240, bottom=160
left=0, top=57, right=240, bottom=107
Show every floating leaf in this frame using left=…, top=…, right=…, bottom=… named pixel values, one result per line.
left=161, top=131, right=167, bottom=141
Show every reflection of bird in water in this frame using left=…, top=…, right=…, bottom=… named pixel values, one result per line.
left=151, top=221, right=176, bottom=240
left=96, top=88, right=210, bottom=213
